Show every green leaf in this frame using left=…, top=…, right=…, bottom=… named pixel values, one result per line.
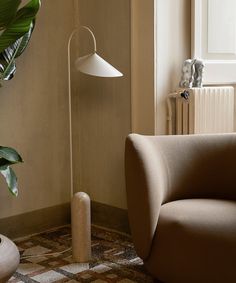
left=0, top=0, right=41, bottom=53
left=0, top=55, right=16, bottom=80
left=0, top=146, right=23, bottom=164
left=0, top=166, right=18, bottom=196
left=0, top=0, right=21, bottom=29
left=0, top=147, right=23, bottom=196
left=0, top=43, right=17, bottom=80
left=0, top=22, right=34, bottom=80
left=15, top=21, right=34, bottom=58
left=15, top=0, right=41, bottom=21
left=0, top=158, right=14, bottom=168
left=2, top=61, right=16, bottom=80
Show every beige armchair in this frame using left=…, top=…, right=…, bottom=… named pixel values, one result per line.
left=125, top=133, right=236, bottom=283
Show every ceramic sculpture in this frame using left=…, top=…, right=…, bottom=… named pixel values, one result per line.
left=179, top=59, right=195, bottom=88
left=179, top=58, right=205, bottom=88
left=192, top=59, right=205, bottom=87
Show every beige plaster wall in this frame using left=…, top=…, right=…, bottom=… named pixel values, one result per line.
left=0, top=0, right=75, bottom=219
left=73, top=0, right=131, bottom=210
left=0, top=0, right=191, bottom=219
left=73, top=0, right=190, bottom=209
left=130, top=0, right=191, bottom=135
left=131, top=0, right=155, bottom=134
left=155, top=0, right=191, bottom=134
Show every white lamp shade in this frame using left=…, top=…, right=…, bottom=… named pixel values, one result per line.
left=75, top=52, right=123, bottom=78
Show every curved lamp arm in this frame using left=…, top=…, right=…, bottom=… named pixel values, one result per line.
left=80, top=26, right=97, bottom=53
left=68, top=26, right=97, bottom=55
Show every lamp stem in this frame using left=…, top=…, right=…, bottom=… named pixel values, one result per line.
left=67, top=25, right=98, bottom=199
left=68, top=26, right=92, bottom=263
left=67, top=30, right=74, bottom=199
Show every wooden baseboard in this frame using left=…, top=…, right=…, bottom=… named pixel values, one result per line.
left=0, top=201, right=130, bottom=239
left=91, top=201, right=130, bottom=234
left=0, top=203, right=70, bottom=239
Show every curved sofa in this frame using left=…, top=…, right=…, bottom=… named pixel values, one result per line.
left=125, top=133, right=236, bottom=283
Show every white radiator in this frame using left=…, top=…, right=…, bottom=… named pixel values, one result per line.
left=169, top=87, right=235, bottom=134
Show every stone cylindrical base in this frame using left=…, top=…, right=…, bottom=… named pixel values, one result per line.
left=0, top=234, right=20, bottom=283
left=71, top=192, right=91, bottom=262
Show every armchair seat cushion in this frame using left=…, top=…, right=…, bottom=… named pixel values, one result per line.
left=145, top=199, right=236, bottom=283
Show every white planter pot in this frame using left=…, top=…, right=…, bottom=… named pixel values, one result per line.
left=0, top=235, right=20, bottom=283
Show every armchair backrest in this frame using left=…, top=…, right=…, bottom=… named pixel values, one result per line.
left=150, top=133, right=236, bottom=202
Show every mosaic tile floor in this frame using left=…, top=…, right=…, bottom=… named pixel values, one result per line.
left=9, top=226, right=154, bottom=283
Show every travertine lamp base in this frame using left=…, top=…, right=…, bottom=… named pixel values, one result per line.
left=0, top=234, right=20, bottom=283
left=71, top=192, right=91, bottom=262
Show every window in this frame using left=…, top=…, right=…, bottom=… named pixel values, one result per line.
left=192, top=0, right=236, bottom=84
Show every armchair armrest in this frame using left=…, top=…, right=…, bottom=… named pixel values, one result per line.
left=125, top=134, right=167, bottom=260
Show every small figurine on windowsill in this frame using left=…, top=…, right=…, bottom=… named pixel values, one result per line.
left=179, top=58, right=205, bottom=88
left=179, top=59, right=195, bottom=88
left=192, top=59, right=205, bottom=87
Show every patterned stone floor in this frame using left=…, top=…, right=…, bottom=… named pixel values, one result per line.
left=9, top=225, right=154, bottom=283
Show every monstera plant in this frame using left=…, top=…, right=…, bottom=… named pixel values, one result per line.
left=0, top=147, right=23, bottom=281
left=0, top=2, right=41, bottom=282
left=0, top=0, right=41, bottom=81
left=0, top=0, right=40, bottom=196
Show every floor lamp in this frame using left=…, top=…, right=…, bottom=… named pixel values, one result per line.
left=67, top=26, right=123, bottom=263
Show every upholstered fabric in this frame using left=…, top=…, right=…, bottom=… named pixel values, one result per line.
left=145, top=199, right=236, bottom=283
left=125, top=133, right=236, bottom=283
left=125, top=134, right=167, bottom=259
